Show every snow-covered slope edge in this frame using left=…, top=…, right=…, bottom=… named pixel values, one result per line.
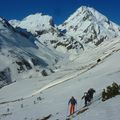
left=77, top=96, right=120, bottom=120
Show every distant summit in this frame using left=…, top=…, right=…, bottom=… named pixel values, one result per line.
left=10, top=13, right=84, bottom=54
left=9, top=13, right=54, bottom=34
left=59, top=6, right=120, bottom=47
left=10, top=6, right=120, bottom=52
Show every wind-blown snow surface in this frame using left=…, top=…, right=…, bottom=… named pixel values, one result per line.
left=0, top=37, right=120, bottom=120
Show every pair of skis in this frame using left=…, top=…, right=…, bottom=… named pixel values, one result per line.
left=66, top=106, right=89, bottom=120
left=66, top=96, right=102, bottom=120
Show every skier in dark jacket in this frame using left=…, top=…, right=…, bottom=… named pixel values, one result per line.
left=68, top=96, right=77, bottom=115
left=102, top=89, right=107, bottom=101
left=87, top=88, right=96, bottom=101
left=82, top=92, right=90, bottom=107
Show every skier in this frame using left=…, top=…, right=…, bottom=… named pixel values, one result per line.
left=111, top=82, right=119, bottom=96
left=68, top=96, right=77, bottom=115
left=87, top=88, right=96, bottom=101
left=82, top=92, right=90, bottom=107
left=102, top=89, right=107, bottom=101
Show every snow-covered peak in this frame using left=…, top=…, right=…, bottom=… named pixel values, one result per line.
left=79, top=6, right=107, bottom=21
left=63, top=6, right=109, bottom=24
left=9, top=13, right=54, bottom=34
left=59, top=6, right=120, bottom=47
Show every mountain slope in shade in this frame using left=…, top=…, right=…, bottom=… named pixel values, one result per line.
left=59, top=6, right=120, bottom=47
left=0, top=17, right=60, bottom=87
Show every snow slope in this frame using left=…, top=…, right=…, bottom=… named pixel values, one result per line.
left=0, top=36, right=120, bottom=120
left=77, top=96, right=120, bottom=120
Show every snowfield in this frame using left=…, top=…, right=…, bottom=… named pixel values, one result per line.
left=0, top=37, right=120, bottom=120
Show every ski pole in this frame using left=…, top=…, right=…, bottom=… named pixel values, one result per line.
left=66, top=104, right=69, bottom=117
left=75, top=103, right=78, bottom=112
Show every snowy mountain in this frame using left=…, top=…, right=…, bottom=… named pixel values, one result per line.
left=9, top=13, right=84, bottom=54
left=0, top=17, right=59, bottom=88
left=0, top=5, right=120, bottom=120
left=10, top=13, right=54, bottom=34
left=10, top=6, right=120, bottom=54
left=59, top=6, right=120, bottom=47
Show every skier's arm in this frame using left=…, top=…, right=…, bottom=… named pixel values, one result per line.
left=68, top=99, right=71, bottom=105
left=81, top=96, right=84, bottom=100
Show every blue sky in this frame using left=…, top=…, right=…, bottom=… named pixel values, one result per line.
left=0, top=0, right=120, bottom=25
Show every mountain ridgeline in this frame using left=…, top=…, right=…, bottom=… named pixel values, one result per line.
left=10, top=6, right=120, bottom=50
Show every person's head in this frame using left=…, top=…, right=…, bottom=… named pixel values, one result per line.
left=71, top=96, right=74, bottom=99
